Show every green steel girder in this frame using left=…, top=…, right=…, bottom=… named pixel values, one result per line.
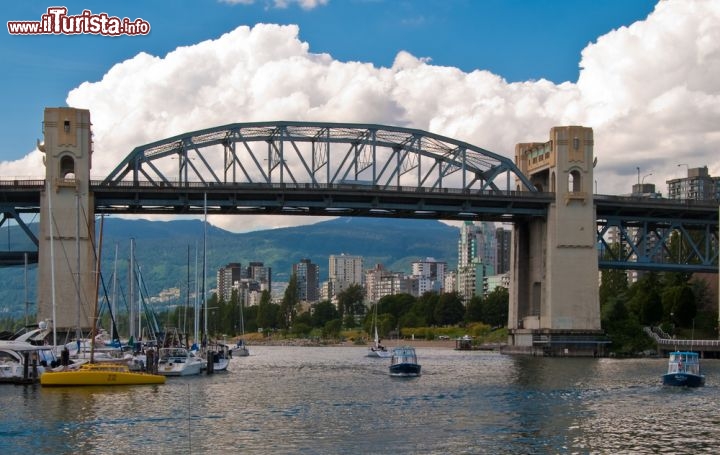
left=101, top=122, right=537, bottom=193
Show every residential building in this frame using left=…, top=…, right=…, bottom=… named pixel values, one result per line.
left=328, top=254, right=364, bottom=298
left=411, top=257, right=446, bottom=294
left=666, top=166, right=718, bottom=201
left=457, top=221, right=497, bottom=301
left=247, top=261, right=272, bottom=291
left=293, top=258, right=320, bottom=303
left=217, top=262, right=242, bottom=302
left=443, top=270, right=457, bottom=294
left=495, top=227, right=512, bottom=274
left=365, top=264, right=416, bottom=303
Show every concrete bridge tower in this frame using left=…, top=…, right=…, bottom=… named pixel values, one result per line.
left=508, top=126, right=605, bottom=355
left=37, top=107, right=96, bottom=336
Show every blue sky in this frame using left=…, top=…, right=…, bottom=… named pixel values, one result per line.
left=2, top=0, right=657, bottom=160
left=2, top=0, right=718, bottom=233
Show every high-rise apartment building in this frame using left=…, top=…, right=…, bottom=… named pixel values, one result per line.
left=495, top=227, right=512, bottom=274
left=411, top=257, right=446, bottom=294
left=365, top=264, right=416, bottom=303
left=293, top=258, right=320, bottom=303
left=328, top=254, right=364, bottom=297
left=666, top=166, right=719, bottom=201
left=247, top=261, right=271, bottom=291
left=457, top=221, right=497, bottom=301
left=217, top=263, right=243, bottom=302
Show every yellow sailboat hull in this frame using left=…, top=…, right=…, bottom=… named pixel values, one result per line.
left=40, top=362, right=166, bottom=386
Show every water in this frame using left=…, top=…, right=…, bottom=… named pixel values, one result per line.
left=2, top=346, right=719, bottom=454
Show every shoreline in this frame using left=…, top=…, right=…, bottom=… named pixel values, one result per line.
left=244, top=338, right=482, bottom=350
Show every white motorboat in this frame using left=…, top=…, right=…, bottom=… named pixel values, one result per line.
left=0, top=340, right=57, bottom=381
left=157, top=347, right=205, bottom=376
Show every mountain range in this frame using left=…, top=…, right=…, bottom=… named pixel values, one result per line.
left=0, top=216, right=461, bottom=319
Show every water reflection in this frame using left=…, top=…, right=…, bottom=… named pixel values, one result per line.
left=1, top=348, right=719, bottom=454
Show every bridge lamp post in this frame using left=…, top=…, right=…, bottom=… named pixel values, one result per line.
left=642, top=173, right=652, bottom=184
left=636, top=167, right=640, bottom=185
left=670, top=312, right=675, bottom=335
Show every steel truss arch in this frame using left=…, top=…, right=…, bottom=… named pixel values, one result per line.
left=101, top=121, right=537, bottom=193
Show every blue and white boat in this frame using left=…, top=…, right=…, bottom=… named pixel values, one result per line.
left=389, top=346, right=421, bottom=377
left=662, top=351, right=705, bottom=387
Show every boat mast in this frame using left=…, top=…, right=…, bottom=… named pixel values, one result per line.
left=75, top=192, right=81, bottom=343
left=110, top=242, right=118, bottom=341
left=129, top=238, right=135, bottom=340
left=194, top=241, right=199, bottom=346
left=90, top=214, right=105, bottom=364
left=203, top=192, right=208, bottom=343
left=47, top=180, right=57, bottom=348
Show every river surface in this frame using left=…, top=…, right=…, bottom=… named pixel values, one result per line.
left=2, top=346, right=719, bottom=454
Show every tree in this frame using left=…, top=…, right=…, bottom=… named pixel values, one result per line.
left=280, top=273, right=300, bottom=329
left=323, top=319, right=342, bottom=339
left=256, top=290, right=277, bottom=330
left=434, top=292, right=464, bottom=325
left=628, top=272, right=663, bottom=325
left=337, top=284, right=365, bottom=322
left=663, top=285, right=697, bottom=327
left=413, top=291, right=439, bottom=326
left=312, top=300, right=339, bottom=328
left=599, top=262, right=628, bottom=307
left=483, top=287, right=509, bottom=327
left=465, top=295, right=484, bottom=323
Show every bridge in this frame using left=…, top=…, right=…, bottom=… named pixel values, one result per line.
left=0, top=108, right=718, bottom=354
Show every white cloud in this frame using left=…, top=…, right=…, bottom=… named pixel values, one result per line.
left=4, top=0, right=719, bottom=233
left=219, top=0, right=329, bottom=10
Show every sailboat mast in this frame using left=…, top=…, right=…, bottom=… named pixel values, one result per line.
left=203, top=192, right=208, bottom=340
left=47, top=180, right=57, bottom=348
left=110, top=242, right=118, bottom=341
left=129, top=238, right=135, bottom=340
left=75, top=193, right=81, bottom=342
left=194, top=241, right=199, bottom=345
left=90, top=214, right=105, bottom=364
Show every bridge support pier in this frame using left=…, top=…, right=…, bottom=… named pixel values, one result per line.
left=37, top=107, right=96, bottom=337
left=507, top=126, right=608, bottom=356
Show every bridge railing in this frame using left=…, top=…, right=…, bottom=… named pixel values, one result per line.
left=0, top=179, right=45, bottom=188
left=644, top=327, right=720, bottom=348
left=88, top=179, right=555, bottom=199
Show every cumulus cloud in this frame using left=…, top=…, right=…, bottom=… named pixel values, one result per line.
left=4, top=0, right=719, bottom=232
left=219, top=0, right=329, bottom=10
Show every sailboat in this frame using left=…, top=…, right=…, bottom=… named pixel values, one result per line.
left=232, top=301, right=250, bottom=357
left=367, top=304, right=391, bottom=358
left=40, top=214, right=166, bottom=387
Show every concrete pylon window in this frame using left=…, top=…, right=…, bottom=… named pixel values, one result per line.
left=60, top=155, right=75, bottom=178
left=569, top=169, right=582, bottom=192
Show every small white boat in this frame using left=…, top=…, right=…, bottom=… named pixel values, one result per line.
left=157, top=347, right=205, bottom=376
left=231, top=339, right=250, bottom=357
left=206, top=343, right=231, bottom=371
left=367, top=304, right=391, bottom=358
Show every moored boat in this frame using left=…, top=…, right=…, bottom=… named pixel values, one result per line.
left=231, top=339, right=250, bottom=357
left=662, top=351, right=705, bottom=387
left=389, top=346, right=421, bottom=377
left=40, top=362, right=166, bottom=386
left=157, top=347, right=205, bottom=376
left=204, top=342, right=231, bottom=372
